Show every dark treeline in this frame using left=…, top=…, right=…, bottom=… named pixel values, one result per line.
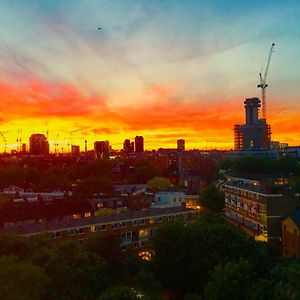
left=0, top=157, right=160, bottom=192
left=1, top=214, right=299, bottom=300
left=220, top=156, right=300, bottom=177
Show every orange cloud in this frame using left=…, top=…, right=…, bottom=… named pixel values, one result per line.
left=0, top=76, right=298, bottom=151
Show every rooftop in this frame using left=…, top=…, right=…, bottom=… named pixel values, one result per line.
left=0, top=207, right=194, bottom=235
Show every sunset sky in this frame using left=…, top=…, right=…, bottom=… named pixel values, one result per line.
left=0, top=0, right=300, bottom=152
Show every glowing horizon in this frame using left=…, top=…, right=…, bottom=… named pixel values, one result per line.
left=0, top=1, right=300, bottom=152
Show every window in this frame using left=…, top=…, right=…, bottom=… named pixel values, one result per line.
left=131, top=220, right=138, bottom=226
left=100, top=224, right=106, bottom=231
left=72, top=214, right=81, bottom=219
left=133, top=242, right=138, bottom=249
left=67, top=229, right=75, bottom=236
left=139, top=229, right=149, bottom=237
left=84, top=212, right=91, bottom=218
left=150, top=228, right=157, bottom=235
left=173, top=198, right=176, bottom=202
left=76, top=228, right=84, bottom=235
left=149, top=218, right=155, bottom=224
left=52, top=231, right=61, bottom=239
left=138, top=219, right=145, bottom=225
left=112, top=223, right=119, bottom=229
left=119, top=222, right=126, bottom=228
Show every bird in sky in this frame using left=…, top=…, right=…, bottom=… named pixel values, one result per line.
left=98, top=27, right=102, bottom=30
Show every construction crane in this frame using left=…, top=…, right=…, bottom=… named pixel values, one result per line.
left=257, top=43, right=275, bottom=120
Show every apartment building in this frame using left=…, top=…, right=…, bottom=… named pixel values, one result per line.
left=282, top=211, right=300, bottom=259
left=224, top=176, right=300, bottom=250
left=0, top=207, right=199, bottom=252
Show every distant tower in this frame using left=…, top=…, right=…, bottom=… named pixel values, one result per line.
left=234, top=97, right=271, bottom=150
left=71, top=145, right=80, bottom=156
left=29, top=134, right=49, bottom=155
left=123, top=139, right=134, bottom=153
left=94, top=140, right=110, bottom=158
left=85, top=140, right=87, bottom=153
left=135, top=136, right=144, bottom=152
left=177, top=139, right=185, bottom=151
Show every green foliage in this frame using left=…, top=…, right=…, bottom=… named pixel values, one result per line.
left=0, top=255, right=48, bottom=300
left=133, top=270, right=163, bottom=298
left=82, top=233, right=123, bottom=282
left=38, top=166, right=69, bottom=190
left=0, top=235, right=31, bottom=259
left=271, top=259, right=300, bottom=300
left=199, top=184, right=224, bottom=212
left=98, top=287, right=141, bottom=300
left=292, top=178, right=300, bottom=193
left=230, top=156, right=300, bottom=176
left=152, top=219, right=268, bottom=295
left=204, top=259, right=268, bottom=300
left=147, top=177, right=171, bottom=190
left=73, top=176, right=114, bottom=200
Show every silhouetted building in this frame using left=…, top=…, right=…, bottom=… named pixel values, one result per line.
left=234, top=98, right=271, bottom=150
left=29, top=134, right=49, bottom=155
left=94, top=140, right=110, bottom=158
left=123, top=139, right=134, bottom=153
left=71, top=145, right=80, bottom=156
left=177, top=139, right=185, bottom=151
left=135, top=136, right=144, bottom=152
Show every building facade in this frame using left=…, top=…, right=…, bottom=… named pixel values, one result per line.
left=234, top=98, right=271, bottom=150
left=29, top=134, right=49, bottom=155
left=282, top=211, right=300, bottom=259
left=135, top=136, right=144, bottom=153
left=94, top=141, right=110, bottom=158
left=177, top=139, right=185, bottom=151
left=224, top=176, right=300, bottom=250
left=0, top=207, right=198, bottom=252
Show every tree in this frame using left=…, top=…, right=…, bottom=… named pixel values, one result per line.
left=147, top=177, right=171, bottom=190
left=0, top=256, right=48, bottom=300
left=271, top=259, right=300, bottom=300
left=82, top=233, right=123, bottom=282
left=204, top=260, right=268, bottom=300
left=73, top=176, right=113, bottom=200
left=199, top=184, right=224, bottom=212
left=292, top=178, right=300, bottom=193
left=45, top=241, right=108, bottom=300
left=98, top=287, right=141, bottom=300
left=152, top=217, right=268, bottom=296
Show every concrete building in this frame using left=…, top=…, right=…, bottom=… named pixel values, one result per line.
left=0, top=207, right=198, bottom=252
left=94, top=140, right=110, bottom=158
left=282, top=211, right=300, bottom=259
left=224, top=176, right=300, bottom=251
left=234, top=98, right=271, bottom=150
left=29, top=134, right=49, bottom=155
left=153, top=191, right=185, bottom=208
left=177, top=139, right=185, bottom=151
left=135, top=136, right=144, bottom=153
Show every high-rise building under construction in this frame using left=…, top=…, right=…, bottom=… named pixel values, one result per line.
left=234, top=97, right=271, bottom=150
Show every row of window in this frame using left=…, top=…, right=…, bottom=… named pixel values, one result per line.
left=226, top=187, right=260, bottom=200
left=46, top=212, right=195, bottom=240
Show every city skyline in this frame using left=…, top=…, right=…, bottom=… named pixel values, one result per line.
left=0, top=1, right=300, bottom=151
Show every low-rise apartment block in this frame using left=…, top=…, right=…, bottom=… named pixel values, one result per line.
left=224, top=176, right=300, bottom=250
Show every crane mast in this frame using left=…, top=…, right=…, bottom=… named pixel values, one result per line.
left=257, top=43, right=275, bottom=120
